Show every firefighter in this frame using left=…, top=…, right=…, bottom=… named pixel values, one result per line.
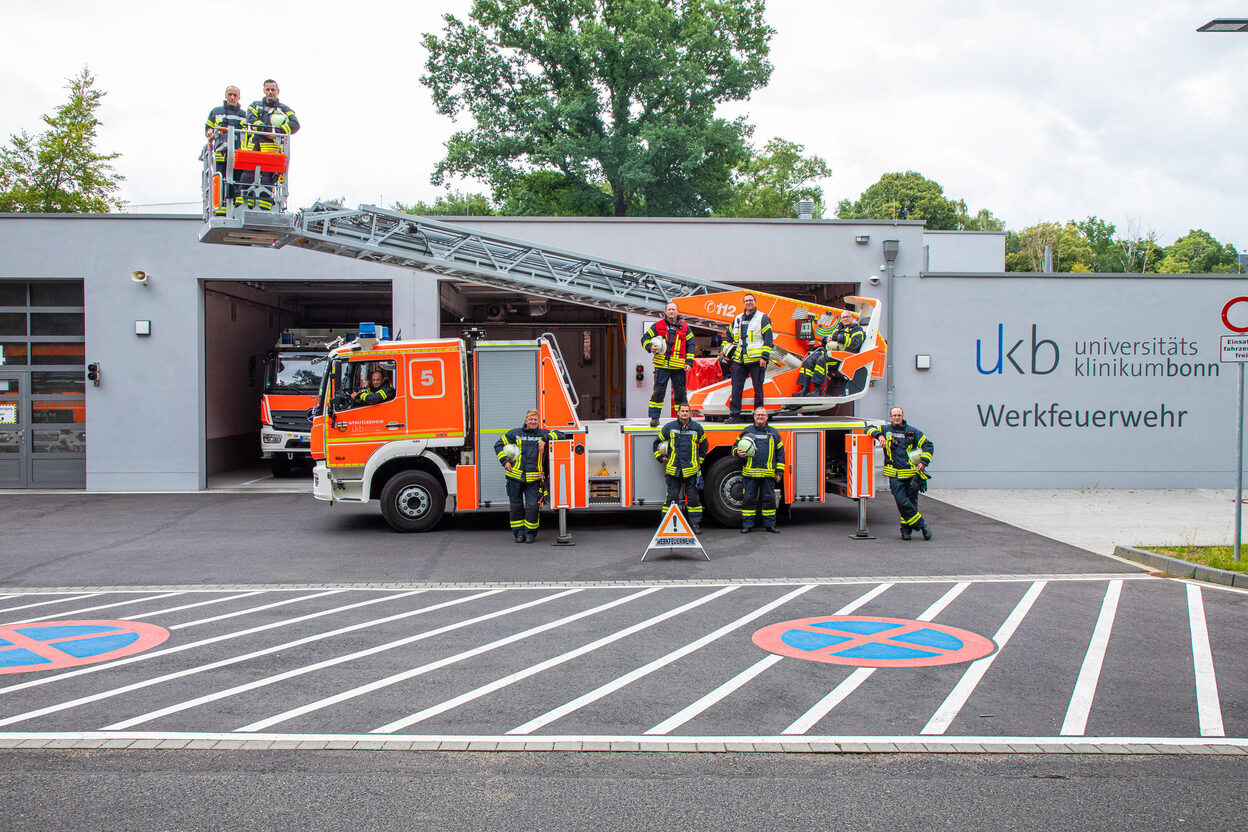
left=352, top=371, right=394, bottom=406
left=495, top=409, right=567, bottom=543
left=794, top=336, right=830, bottom=397
left=824, top=310, right=865, bottom=394
left=653, top=403, right=709, bottom=534
left=726, top=293, right=774, bottom=422
left=204, top=85, right=246, bottom=216
left=237, top=79, right=300, bottom=210
left=735, top=406, right=784, bottom=534
left=641, top=301, right=695, bottom=428
left=866, top=405, right=933, bottom=540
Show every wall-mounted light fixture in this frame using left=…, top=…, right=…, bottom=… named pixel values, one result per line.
left=855, top=235, right=870, bottom=244
left=135, top=320, right=152, bottom=336
left=915, top=354, right=931, bottom=370
left=130, top=270, right=149, bottom=286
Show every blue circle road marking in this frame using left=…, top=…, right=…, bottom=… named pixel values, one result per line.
left=752, top=616, right=996, bottom=668
left=0, top=620, right=170, bottom=674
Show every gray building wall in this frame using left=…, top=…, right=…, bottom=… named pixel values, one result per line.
left=0, top=215, right=435, bottom=492
left=895, top=273, right=1247, bottom=487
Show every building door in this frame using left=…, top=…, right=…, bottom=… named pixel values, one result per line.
left=0, top=372, right=29, bottom=488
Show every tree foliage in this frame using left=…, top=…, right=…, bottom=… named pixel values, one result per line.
left=393, top=190, right=497, bottom=217
left=0, top=67, right=124, bottom=213
left=422, top=0, right=774, bottom=217
left=1154, top=229, right=1239, bottom=274
left=714, top=137, right=830, bottom=218
left=837, top=171, right=967, bottom=230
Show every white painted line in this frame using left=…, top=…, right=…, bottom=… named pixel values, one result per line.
left=171, top=590, right=345, bottom=629
left=0, top=589, right=428, bottom=703
left=0, top=593, right=104, bottom=618
left=238, top=587, right=644, bottom=733
left=239, top=475, right=276, bottom=485
left=1187, top=584, right=1225, bottom=737
left=1060, top=579, right=1122, bottom=736
left=127, top=592, right=264, bottom=620
left=111, top=587, right=594, bottom=732
left=8, top=592, right=188, bottom=624
left=375, top=587, right=737, bottom=734
left=783, top=582, right=971, bottom=735
left=921, top=581, right=1047, bottom=735
left=646, top=655, right=783, bottom=736
left=506, top=584, right=820, bottom=736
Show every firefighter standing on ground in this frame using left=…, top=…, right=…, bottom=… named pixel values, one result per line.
left=867, top=405, right=933, bottom=540
left=237, top=79, right=300, bottom=210
left=726, top=293, right=774, bottom=421
left=735, top=406, right=784, bottom=534
left=654, top=403, right=709, bottom=534
left=641, top=301, right=695, bottom=428
left=204, top=85, right=246, bottom=216
left=495, top=409, right=567, bottom=544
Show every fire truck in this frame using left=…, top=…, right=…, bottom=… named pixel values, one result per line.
left=199, top=128, right=886, bottom=534
left=258, top=329, right=345, bottom=477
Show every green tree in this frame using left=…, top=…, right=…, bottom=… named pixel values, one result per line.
left=714, top=137, right=831, bottom=218
left=393, top=190, right=497, bottom=217
left=497, top=171, right=613, bottom=216
left=1005, top=221, right=1095, bottom=272
left=422, top=0, right=774, bottom=217
left=1155, top=229, right=1239, bottom=274
left=957, top=207, right=1006, bottom=232
left=836, top=171, right=969, bottom=230
left=0, top=67, right=124, bottom=213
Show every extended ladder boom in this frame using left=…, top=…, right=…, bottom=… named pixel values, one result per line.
left=274, top=203, right=739, bottom=319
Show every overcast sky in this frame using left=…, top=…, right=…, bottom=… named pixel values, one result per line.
left=4, top=0, right=1246, bottom=247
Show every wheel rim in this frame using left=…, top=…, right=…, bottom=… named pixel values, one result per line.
left=718, top=471, right=745, bottom=512
left=395, top=484, right=432, bottom=519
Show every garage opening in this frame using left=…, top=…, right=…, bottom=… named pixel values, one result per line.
left=203, top=278, right=392, bottom=480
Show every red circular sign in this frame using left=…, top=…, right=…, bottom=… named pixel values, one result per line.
left=0, top=620, right=170, bottom=674
left=1222, top=297, right=1248, bottom=333
left=753, top=615, right=996, bottom=668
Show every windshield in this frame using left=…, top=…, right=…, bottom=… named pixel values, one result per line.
left=264, top=352, right=326, bottom=393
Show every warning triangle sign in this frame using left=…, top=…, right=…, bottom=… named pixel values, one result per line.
left=642, top=503, right=710, bottom=562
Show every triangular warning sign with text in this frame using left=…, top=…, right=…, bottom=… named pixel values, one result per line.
left=642, top=503, right=709, bottom=561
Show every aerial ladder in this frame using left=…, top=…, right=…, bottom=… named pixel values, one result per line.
left=199, top=126, right=885, bottom=416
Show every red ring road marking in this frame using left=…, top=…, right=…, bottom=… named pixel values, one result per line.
left=752, top=615, right=997, bottom=668
left=0, top=620, right=171, bottom=674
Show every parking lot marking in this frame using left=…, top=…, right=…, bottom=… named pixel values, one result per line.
left=0, top=590, right=416, bottom=700
left=127, top=592, right=264, bottom=620
left=782, top=582, right=972, bottom=735
left=0, top=621, right=171, bottom=674
left=0, top=589, right=466, bottom=726
left=1060, top=579, right=1122, bottom=736
left=507, top=583, right=820, bottom=736
left=645, top=654, right=784, bottom=736
left=237, top=587, right=647, bottom=733
left=6, top=592, right=185, bottom=625
left=0, top=594, right=104, bottom=618
left=1187, top=584, right=1225, bottom=737
left=922, top=581, right=1047, bottom=735
left=171, top=589, right=345, bottom=629
left=374, top=586, right=739, bottom=733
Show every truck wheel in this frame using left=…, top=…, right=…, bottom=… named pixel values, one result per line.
left=703, top=456, right=746, bottom=527
left=380, top=470, right=445, bottom=532
left=271, top=456, right=292, bottom=478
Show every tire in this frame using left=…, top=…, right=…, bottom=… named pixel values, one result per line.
left=270, top=456, right=293, bottom=478
left=703, top=455, right=746, bottom=527
left=379, top=470, right=445, bottom=532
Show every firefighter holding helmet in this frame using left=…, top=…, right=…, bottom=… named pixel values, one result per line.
left=641, top=301, right=695, bottom=428
left=495, top=409, right=567, bottom=544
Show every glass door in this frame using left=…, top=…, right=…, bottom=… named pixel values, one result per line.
left=0, top=373, right=28, bottom=488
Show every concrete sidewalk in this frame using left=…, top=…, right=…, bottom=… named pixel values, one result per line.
left=929, top=488, right=1246, bottom=556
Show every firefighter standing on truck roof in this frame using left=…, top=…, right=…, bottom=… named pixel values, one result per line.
left=735, top=406, right=784, bottom=534
left=237, top=79, right=300, bottom=210
left=641, top=301, right=695, bottom=428
left=866, top=405, right=933, bottom=541
left=204, top=85, right=246, bottom=216
left=726, top=293, right=773, bottom=422
left=653, top=403, right=709, bottom=534
left=496, top=409, right=568, bottom=544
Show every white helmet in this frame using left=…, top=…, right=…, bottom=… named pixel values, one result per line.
left=650, top=335, right=667, bottom=354
left=907, top=449, right=923, bottom=466
left=735, top=435, right=756, bottom=458
left=501, top=443, right=521, bottom=460
left=269, top=111, right=288, bottom=129
left=656, top=440, right=670, bottom=457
